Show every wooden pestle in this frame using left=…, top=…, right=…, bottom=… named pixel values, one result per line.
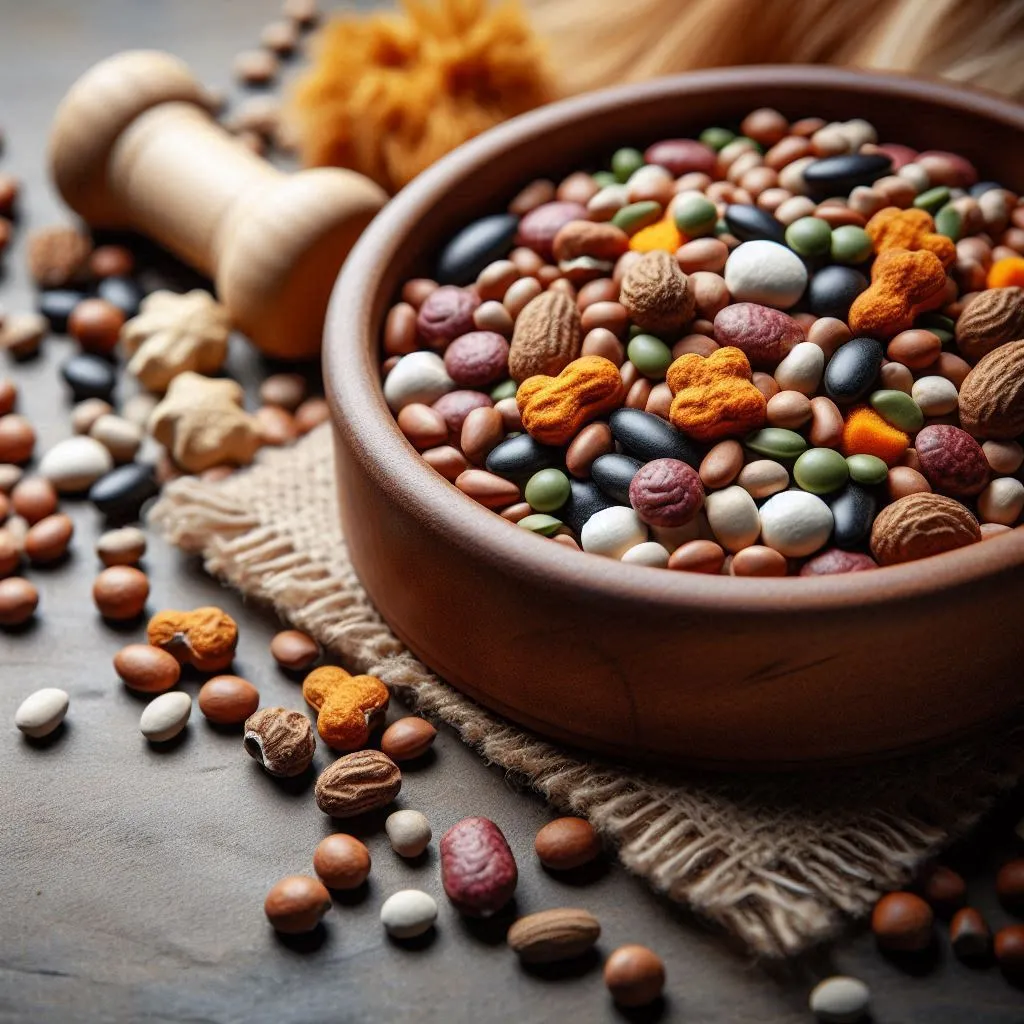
left=49, top=50, right=388, bottom=359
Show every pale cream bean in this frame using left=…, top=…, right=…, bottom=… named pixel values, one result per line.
left=726, top=150, right=764, bottom=186
left=766, top=390, right=812, bottom=429
left=89, top=415, right=142, bottom=463
left=912, top=375, right=959, bottom=417
left=674, top=172, right=713, bottom=193
left=651, top=518, right=703, bottom=553
left=738, top=460, right=789, bottom=499
left=778, top=156, right=816, bottom=195
left=675, top=238, right=728, bottom=274
left=566, top=422, right=613, bottom=478
left=667, top=539, right=725, bottom=574
left=626, top=165, right=674, bottom=205
left=473, top=300, right=514, bottom=337
left=557, top=171, right=600, bottom=205
left=848, top=186, right=886, bottom=219
left=898, top=162, right=930, bottom=193
left=397, top=403, right=448, bottom=450
left=503, top=277, right=543, bottom=319
left=873, top=175, right=917, bottom=208
left=774, top=342, right=824, bottom=396
left=645, top=382, right=672, bottom=420
left=810, top=125, right=851, bottom=156
left=879, top=362, right=915, bottom=395
left=476, top=260, right=520, bottom=302
left=978, top=477, right=1024, bottom=525
left=731, top=545, right=787, bottom=577
left=386, top=809, right=432, bottom=858
left=509, top=247, right=544, bottom=276
left=421, top=446, right=469, bottom=482
left=809, top=396, right=844, bottom=448
left=983, top=440, right=1024, bottom=475
left=739, top=165, right=778, bottom=198
left=704, top=485, right=760, bottom=552
left=587, top=184, right=629, bottom=222
left=699, top=440, right=743, bottom=489
left=620, top=541, right=670, bottom=568
left=581, top=328, right=625, bottom=366
left=764, top=136, right=812, bottom=170
left=460, top=407, right=505, bottom=465
left=493, top=398, right=522, bottom=433
left=71, top=398, right=113, bottom=435
left=756, top=187, right=793, bottom=214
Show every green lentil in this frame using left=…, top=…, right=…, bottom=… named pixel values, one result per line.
left=913, top=186, right=951, bottom=214
left=591, top=170, right=617, bottom=189
left=517, top=514, right=563, bottom=536
left=489, top=379, right=518, bottom=402
left=524, top=469, right=570, bottom=513
left=785, top=216, right=832, bottom=258
left=699, top=127, right=735, bottom=151
left=714, top=217, right=731, bottom=237
left=794, top=448, right=849, bottom=494
left=846, top=453, right=889, bottom=485
left=917, top=312, right=955, bottom=333
left=745, top=427, right=807, bottom=460
left=869, top=389, right=924, bottom=432
left=935, top=204, right=962, bottom=241
left=611, top=147, right=645, bottom=183
left=829, top=225, right=873, bottom=264
left=672, top=194, right=718, bottom=237
left=628, top=334, right=673, bottom=379
left=611, top=200, right=663, bottom=234
left=628, top=324, right=648, bottom=339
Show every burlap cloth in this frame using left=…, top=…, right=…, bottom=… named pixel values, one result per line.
left=152, top=424, right=1024, bottom=958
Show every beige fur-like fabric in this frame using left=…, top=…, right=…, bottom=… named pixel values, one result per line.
left=152, top=424, right=1024, bottom=957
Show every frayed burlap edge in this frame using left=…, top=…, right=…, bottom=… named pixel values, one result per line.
left=150, top=424, right=1024, bottom=958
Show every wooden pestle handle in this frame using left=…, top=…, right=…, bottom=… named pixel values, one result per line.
left=49, top=51, right=388, bottom=359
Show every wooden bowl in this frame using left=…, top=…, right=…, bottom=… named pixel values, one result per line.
left=325, top=67, right=1024, bottom=767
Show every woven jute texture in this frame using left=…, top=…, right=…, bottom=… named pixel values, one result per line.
left=152, top=424, right=1024, bottom=958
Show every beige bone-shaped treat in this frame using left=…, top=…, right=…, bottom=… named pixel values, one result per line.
left=49, top=51, right=388, bottom=359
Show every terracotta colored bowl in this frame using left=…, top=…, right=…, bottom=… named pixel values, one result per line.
left=325, top=66, right=1024, bottom=768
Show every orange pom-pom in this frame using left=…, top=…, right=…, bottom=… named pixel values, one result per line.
left=987, top=256, right=1024, bottom=289
left=629, top=213, right=682, bottom=253
left=842, top=406, right=909, bottom=465
left=287, top=0, right=556, bottom=193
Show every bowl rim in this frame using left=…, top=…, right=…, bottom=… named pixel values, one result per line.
left=325, top=64, right=1024, bottom=615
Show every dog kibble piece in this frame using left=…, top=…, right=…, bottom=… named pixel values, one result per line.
left=93, top=566, right=149, bottom=620
left=535, top=817, right=601, bottom=871
left=25, top=513, right=74, bottom=564
left=507, top=907, right=601, bottom=965
left=15, top=688, right=69, bottom=738
left=808, top=975, right=870, bottom=1023
left=269, top=628, right=319, bottom=670
left=386, top=809, right=432, bottom=858
left=264, top=875, right=331, bottom=934
left=96, top=526, right=147, bottom=567
left=871, top=891, right=934, bottom=951
left=244, top=707, right=316, bottom=777
left=380, top=889, right=438, bottom=939
left=114, top=644, right=181, bottom=694
left=313, top=833, right=371, bottom=889
left=950, top=908, right=991, bottom=960
left=0, top=577, right=38, bottom=626
left=139, top=691, right=192, bottom=742
left=302, top=665, right=389, bottom=750
left=380, top=717, right=437, bottom=762
left=603, top=944, right=666, bottom=1008
left=199, top=675, right=260, bottom=725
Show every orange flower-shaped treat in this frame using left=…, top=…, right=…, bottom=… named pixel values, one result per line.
left=848, top=248, right=947, bottom=339
left=147, top=606, right=238, bottom=672
left=302, top=665, right=390, bottom=751
left=865, top=207, right=955, bottom=268
left=666, top=346, right=766, bottom=441
left=842, top=407, right=909, bottom=465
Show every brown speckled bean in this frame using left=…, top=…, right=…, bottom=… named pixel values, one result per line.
left=646, top=382, right=672, bottom=420
left=807, top=317, right=851, bottom=358
left=675, top=238, right=728, bottom=274
left=575, top=278, right=619, bottom=310
left=476, top=260, right=520, bottom=302
left=581, top=328, right=625, bottom=366
left=699, top=440, right=743, bottom=489
left=580, top=301, right=628, bottom=337
left=503, top=277, right=543, bottom=319
left=473, top=300, right=514, bottom=337
left=668, top=539, right=725, bottom=574
left=397, top=404, right=449, bottom=450
left=461, top=407, right=505, bottom=465
left=879, top=361, right=914, bottom=394
left=566, top=422, right=613, bottom=479
left=887, top=466, right=932, bottom=500
left=455, top=470, right=520, bottom=509
left=422, top=446, right=470, bottom=482
left=766, top=390, right=812, bottom=429
left=509, top=179, right=557, bottom=216
left=493, top=398, right=522, bottom=433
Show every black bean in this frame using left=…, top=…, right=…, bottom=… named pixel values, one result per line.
left=437, top=214, right=519, bottom=286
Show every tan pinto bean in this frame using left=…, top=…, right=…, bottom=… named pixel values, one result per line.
left=809, top=396, right=844, bottom=448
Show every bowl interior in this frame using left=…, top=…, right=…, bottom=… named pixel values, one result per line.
left=326, top=66, right=1024, bottom=617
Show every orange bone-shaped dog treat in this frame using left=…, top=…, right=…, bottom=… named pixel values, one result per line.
left=865, top=207, right=955, bottom=268
left=847, top=248, right=948, bottom=339
left=146, top=606, right=238, bottom=672
left=302, top=665, right=390, bottom=751
left=516, top=355, right=625, bottom=445
left=665, top=346, right=766, bottom=441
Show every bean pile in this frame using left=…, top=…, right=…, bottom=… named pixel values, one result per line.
left=381, top=110, right=1024, bottom=577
